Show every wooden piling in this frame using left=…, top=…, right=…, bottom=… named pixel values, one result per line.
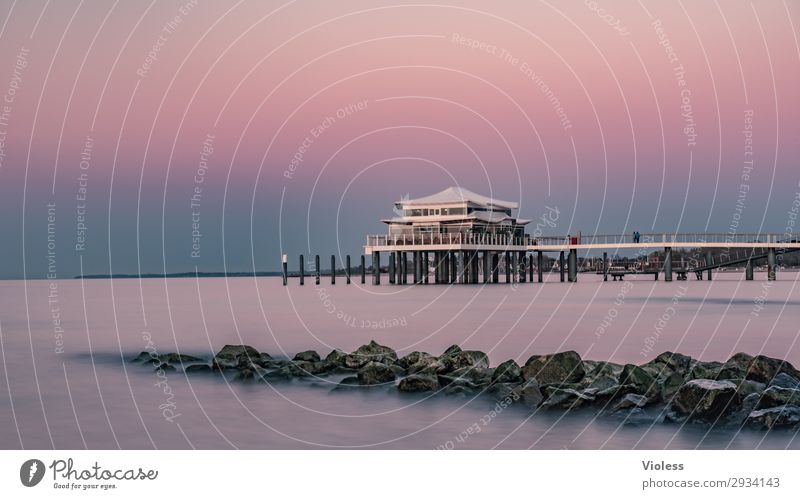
left=331, top=255, right=335, bottom=285
left=346, top=255, right=351, bottom=284
left=299, top=254, right=304, bottom=285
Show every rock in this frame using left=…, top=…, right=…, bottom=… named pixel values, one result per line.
left=487, top=383, right=518, bottom=402
left=407, top=358, right=443, bottom=376
left=331, top=376, right=361, bottom=391
left=184, top=364, right=212, bottom=373
left=325, top=349, right=347, bottom=366
left=398, top=374, right=440, bottom=392
left=441, top=344, right=462, bottom=357
left=389, top=365, right=406, bottom=377
left=344, top=341, right=398, bottom=369
left=586, top=375, right=619, bottom=392
left=437, top=374, right=480, bottom=391
left=689, top=361, right=723, bottom=380
left=612, top=393, right=648, bottom=412
left=541, top=386, right=594, bottom=410
left=522, top=351, right=585, bottom=385
left=492, top=359, right=522, bottom=384
left=724, top=353, right=800, bottom=384
left=293, top=350, right=321, bottom=363
left=212, top=345, right=262, bottom=371
left=769, top=373, right=800, bottom=390
left=609, top=407, right=664, bottom=426
left=660, top=371, right=688, bottom=402
left=398, top=351, right=435, bottom=369
left=214, top=344, right=260, bottom=360
left=756, top=386, right=800, bottom=409
left=583, top=360, right=623, bottom=380
left=158, top=353, right=205, bottom=364
left=670, top=379, right=739, bottom=422
left=154, top=362, right=175, bottom=373
left=447, top=366, right=492, bottom=385
left=595, top=383, right=638, bottom=400
left=726, top=392, right=761, bottom=426
left=357, top=361, right=396, bottom=385
left=444, top=385, right=473, bottom=397
left=440, top=350, right=490, bottom=373
left=746, top=405, right=800, bottom=430
left=512, top=378, right=543, bottom=409
left=619, top=364, right=659, bottom=400
left=130, top=352, right=154, bottom=363
left=651, top=351, right=694, bottom=374
left=733, top=379, right=766, bottom=398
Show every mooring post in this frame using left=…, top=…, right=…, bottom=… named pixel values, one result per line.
left=360, top=255, right=366, bottom=284
left=315, top=255, right=320, bottom=285
left=559, top=251, right=565, bottom=282
left=282, top=254, right=288, bottom=285
left=768, top=248, right=776, bottom=281
left=568, top=249, right=577, bottom=283
left=664, top=247, right=673, bottom=282
left=706, top=252, right=713, bottom=281
left=537, top=251, right=543, bottom=283
left=373, top=251, right=381, bottom=285
left=299, top=254, right=304, bottom=285
left=528, top=254, right=534, bottom=282
left=346, top=255, right=351, bottom=284
left=389, top=252, right=396, bottom=284
left=746, top=256, right=753, bottom=281
left=331, top=255, right=335, bottom=285
left=603, top=251, right=608, bottom=282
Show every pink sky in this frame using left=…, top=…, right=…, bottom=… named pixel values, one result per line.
left=0, top=0, right=798, bottom=277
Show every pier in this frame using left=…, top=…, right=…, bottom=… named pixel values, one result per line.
left=282, top=188, right=800, bottom=285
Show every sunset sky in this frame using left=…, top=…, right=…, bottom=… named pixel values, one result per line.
left=0, top=0, right=798, bottom=278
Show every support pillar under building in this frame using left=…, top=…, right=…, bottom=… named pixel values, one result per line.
left=568, top=249, right=577, bottom=283
left=389, top=253, right=395, bottom=284
left=372, top=251, right=381, bottom=285
left=664, top=247, right=672, bottom=282
left=603, top=252, right=608, bottom=282
left=746, top=257, right=753, bottom=281
left=768, top=248, right=776, bottom=281
left=706, top=252, right=713, bottom=281
left=559, top=251, right=565, bottom=282
left=537, top=251, right=543, bottom=283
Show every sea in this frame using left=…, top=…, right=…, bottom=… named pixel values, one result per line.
left=1, top=272, right=799, bottom=449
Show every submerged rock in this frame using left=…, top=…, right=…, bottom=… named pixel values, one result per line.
left=670, top=379, right=739, bottom=423
left=746, top=405, right=800, bottom=430
left=293, top=350, right=321, bottom=363
left=612, top=393, right=649, bottom=412
left=757, top=386, right=800, bottom=409
left=522, top=351, right=585, bottom=385
left=541, top=386, right=594, bottom=410
left=769, top=373, right=800, bottom=390
left=398, top=374, right=439, bottom=393
left=512, top=378, right=544, bottom=409
left=184, top=364, right=212, bottom=374
left=357, top=361, right=396, bottom=385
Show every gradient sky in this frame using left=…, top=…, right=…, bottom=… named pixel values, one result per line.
left=0, top=0, right=798, bottom=279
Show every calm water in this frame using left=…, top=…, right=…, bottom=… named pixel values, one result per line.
left=1, top=272, right=799, bottom=449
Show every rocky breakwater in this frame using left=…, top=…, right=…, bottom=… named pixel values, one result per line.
left=130, top=342, right=800, bottom=431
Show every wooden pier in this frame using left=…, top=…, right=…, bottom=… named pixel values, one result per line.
left=280, top=233, right=800, bottom=286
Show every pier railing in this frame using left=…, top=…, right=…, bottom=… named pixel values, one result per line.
left=534, top=233, right=791, bottom=246
left=366, top=233, right=531, bottom=247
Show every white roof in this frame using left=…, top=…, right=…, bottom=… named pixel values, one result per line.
left=399, top=186, right=518, bottom=209
left=382, top=212, right=530, bottom=225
